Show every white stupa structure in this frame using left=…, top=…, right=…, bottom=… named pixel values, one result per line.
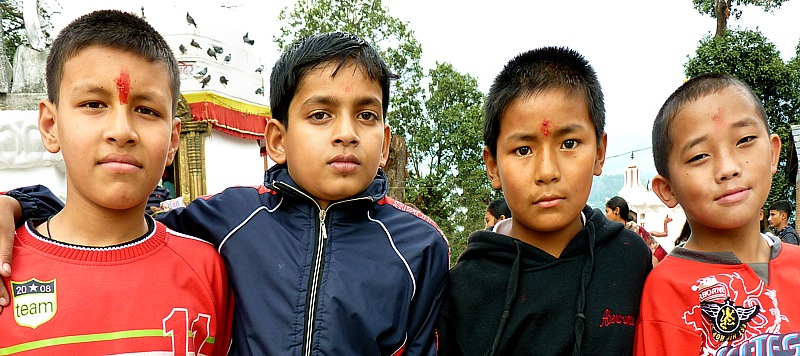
left=617, top=154, right=685, bottom=251
left=0, top=2, right=274, bottom=204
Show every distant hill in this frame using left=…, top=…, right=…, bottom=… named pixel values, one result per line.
left=588, top=174, right=623, bottom=210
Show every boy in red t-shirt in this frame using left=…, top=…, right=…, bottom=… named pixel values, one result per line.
left=635, top=73, right=800, bottom=356
left=0, top=10, right=232, bottom=354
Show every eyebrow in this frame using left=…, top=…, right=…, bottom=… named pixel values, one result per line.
left=128, top=90, right=170, bottom=106
left=71, top=83, right=168, bottom=104
left=506, top=123, right=588, bottom=142
left=730, top=116, right=760, bottom=129
left=70, top=83, right=112, bottom=97
left=679, top=117, right=762, bottom=155
left=301, top=95, right=382, bottom=109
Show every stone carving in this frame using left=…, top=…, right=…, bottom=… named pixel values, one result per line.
left=0, top=113, right=63, bottom=169
left=23, top=0, right=46, bottom=51
left=10, top=0, right=49, bottom=93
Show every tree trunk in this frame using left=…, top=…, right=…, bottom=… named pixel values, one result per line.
left=714, top=0, right=729, bottom=38
left=385, top=135, right=408, bottom=201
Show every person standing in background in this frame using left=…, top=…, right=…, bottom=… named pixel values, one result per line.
left=768, top=199, right=799, bottom=245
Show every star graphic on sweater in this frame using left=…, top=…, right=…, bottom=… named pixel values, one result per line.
left=28, top=283, right=38, bottom=292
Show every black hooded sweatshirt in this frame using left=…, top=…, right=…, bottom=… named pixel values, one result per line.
left=438, top=206, right=652, bottom=356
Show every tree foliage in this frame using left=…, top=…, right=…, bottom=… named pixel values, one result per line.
left=684, top=28, right=800, bottom=207
left=692, top=0, right=789, bottom=37
left=274, top=0, right=491, bottom=262
left=1, top=1, right=26, bottom=58
left=405, top=62, right=488, bottom=260
left=0, top=0, right=53, bottom=60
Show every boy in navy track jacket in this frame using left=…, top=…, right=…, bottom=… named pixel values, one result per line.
left=0, top=32, right=450, bottom=356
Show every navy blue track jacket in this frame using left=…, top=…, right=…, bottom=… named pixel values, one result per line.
left=10, top=164, right=450, bottom=355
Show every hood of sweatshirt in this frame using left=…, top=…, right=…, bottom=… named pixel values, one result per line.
left=455, top=205, right=626, bottom=356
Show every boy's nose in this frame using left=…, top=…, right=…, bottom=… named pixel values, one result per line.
left=332, top=117, right=359, bottom=145
left=104, top=109, right=138, bottom=145
left=716, top=151, right=741, bottom=182
left=534, top=148, right=560, bottom=184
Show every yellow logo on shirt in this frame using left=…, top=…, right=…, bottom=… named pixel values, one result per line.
left=11, top=278, right=56, bottom=329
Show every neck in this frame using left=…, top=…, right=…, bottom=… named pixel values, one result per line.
left=508, top=215, right=583, bottom=258
left=684, top=219, right=770, bottom=263
left=776, top=222, right=789, bottom=231
left=38, top=203, right=149, bottom=247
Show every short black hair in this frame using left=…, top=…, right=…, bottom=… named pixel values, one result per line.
left=270, top=32, right=393, bottom=128
left=770, top=200, right=793, bottom=215
left=605, top=196, right=630, bottom=222
left=487, top=197, right=512, bottom=219
left=652, top=73, right=768, bottom=179
left=483, top=46, right=605, bottom=158
left=46, top=10, right=180, bottom=115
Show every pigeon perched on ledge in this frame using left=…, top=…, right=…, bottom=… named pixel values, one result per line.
left=186, top=12, right=197, bottom=27
left=243, top=32, right=255, bottom=45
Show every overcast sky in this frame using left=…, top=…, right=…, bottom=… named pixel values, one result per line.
left=53, top=0, right=800, bottom=179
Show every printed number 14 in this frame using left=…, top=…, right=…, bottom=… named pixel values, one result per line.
left=163, top=308, right=211, bottom=355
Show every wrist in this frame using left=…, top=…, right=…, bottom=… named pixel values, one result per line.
left=0, top=195, right=22, bottom=222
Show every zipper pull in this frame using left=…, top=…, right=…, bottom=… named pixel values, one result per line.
left=319, top=209, right=328, bottom=239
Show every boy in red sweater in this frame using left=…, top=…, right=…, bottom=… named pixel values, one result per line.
left=0, top=10, right=232, bottom=354
left=634, top=73, right=800, bottom=355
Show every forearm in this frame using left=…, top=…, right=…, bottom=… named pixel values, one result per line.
left=3, top=185, right=64, bottom=227
left=0, top=195, right=22, bottom=224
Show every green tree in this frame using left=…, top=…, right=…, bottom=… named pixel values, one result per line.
left=0, top=0, right=53, bottom=61
left=404, top=62, right=488, bottom=260
left=274, top=1, right=490, bottom=261
left=692, top=0, right=789, bottom=37
left=684, top=28, right=800, bottom=206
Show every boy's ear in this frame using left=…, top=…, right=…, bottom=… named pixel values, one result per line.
left=38, top=99, right=60, bottom=153
left=769, top=133, right=781, bottom=176
left=651, top=174, right=679, bottom=208
left=483, top=147, right=502, bottom=190
left=165, top=118, right=181, bottom=166
left=593, top=132, right=608, bottom=176
left=265, top=118, right=288, bottom=164
left=379, top=124, right=391, bottom=168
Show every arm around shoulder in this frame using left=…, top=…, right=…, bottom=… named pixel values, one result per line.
left=156, top=185, right=272, bottom=247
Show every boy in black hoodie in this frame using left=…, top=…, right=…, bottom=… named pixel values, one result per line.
left=437, top=47, right=653, bottom=355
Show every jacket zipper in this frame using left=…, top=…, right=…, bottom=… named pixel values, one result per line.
left=303, top=208, right=327, bottom=356
left=272, top=181, right=372, bottom=356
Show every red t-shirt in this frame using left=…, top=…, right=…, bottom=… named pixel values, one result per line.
left=1, top=218, right=233, bottom=355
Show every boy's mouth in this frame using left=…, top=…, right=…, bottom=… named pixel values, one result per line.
left=534, top=194, right=564, bottom=208
left=328, top=154, right=360, bottom=173
left=99, top=154, right=142, bottom=173
left=715, top=187, right=750, bottom=204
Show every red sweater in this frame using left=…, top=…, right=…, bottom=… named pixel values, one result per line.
left=0, top=218, right=233, bottom=355
left=634, top=237, right=800, bottom=356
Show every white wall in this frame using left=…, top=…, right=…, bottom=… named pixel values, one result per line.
left=203, top=130, right=265, bottom=195
left=0, top=111, right=67, bottom=201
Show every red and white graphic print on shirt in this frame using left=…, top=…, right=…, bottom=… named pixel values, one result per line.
left=683, top=272, right=785, bottom=356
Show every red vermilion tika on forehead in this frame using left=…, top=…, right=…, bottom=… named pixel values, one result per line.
left=114, top=68, right=131, bottom=105
left=344, top=84, right=352, bottom=93
left=712, top=107, right=724, bottom=130
left=540, top=119, right=553, bottom=137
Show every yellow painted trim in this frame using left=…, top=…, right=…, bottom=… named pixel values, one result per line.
left=184, top=91, right=270, bottom=116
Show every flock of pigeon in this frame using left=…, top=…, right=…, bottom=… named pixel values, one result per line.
left=179, top=12, right=265, bottom=95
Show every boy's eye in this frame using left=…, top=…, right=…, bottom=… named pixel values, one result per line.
left=737, top=136, right=757, bottom=145
left=561, top=139, right=579, bottom=149
left=687, top=153, right=708, bottom=163
left=515, top=147, right=532, bottom=156
left=135, top=107, right=161, bottom=117
left=357, top=111, right=379, bottom=121
left=81, top=101, right=106, bottom=109
left=310, top=112, right=330, bottom=121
